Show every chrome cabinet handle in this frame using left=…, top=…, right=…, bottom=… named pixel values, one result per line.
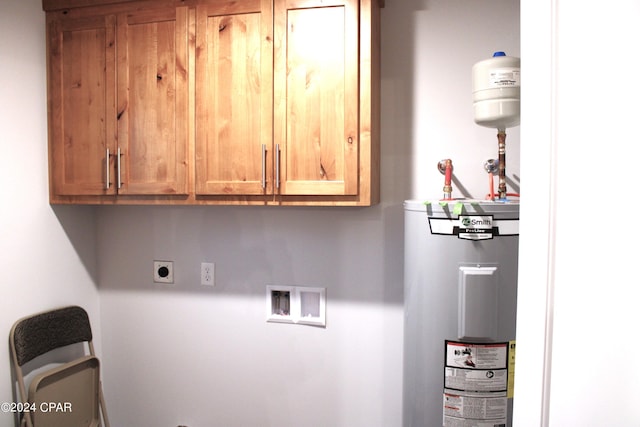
left=117, top=147, right=122, bottom=189
left=275, top=144, right=280, bottom=190
left=261, top=144, right=266, bottom=189
left=105, top=148, right=110, bottom=190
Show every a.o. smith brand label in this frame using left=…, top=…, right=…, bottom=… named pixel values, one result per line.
left=460, top=215, right=492, bottom=229
left=457, top=215, right=494, bottom=240
left=428, top=215, right=519, bottom=240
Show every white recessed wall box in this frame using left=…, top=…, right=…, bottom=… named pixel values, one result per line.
left=266, top=285, right=326, bottom=327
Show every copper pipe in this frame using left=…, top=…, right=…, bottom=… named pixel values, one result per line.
left=497, top=130, right=507, bottom=199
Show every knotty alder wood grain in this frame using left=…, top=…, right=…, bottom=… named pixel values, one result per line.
left=195, top=0, right=272, bottom=196
left=47, top=6, right=188, bottom=198
left=43, top=0, right=380, bottom=206
left=117, top=7, right=189, bottom=196
left=274, top=1, right=359, bottom=197
left=48, top=15, right=116, bottom=196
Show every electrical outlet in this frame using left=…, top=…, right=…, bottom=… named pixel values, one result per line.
left=201, top=262, right=214, bottom=286
left=154, top=261, right=174, bottom=284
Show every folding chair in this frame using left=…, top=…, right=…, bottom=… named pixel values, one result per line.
left=9, top=306, right=110, bottom=427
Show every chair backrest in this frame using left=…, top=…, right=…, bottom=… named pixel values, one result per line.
left=9, top=306, right=109, bottom=427
left=11, top=306, right=93, bottom=367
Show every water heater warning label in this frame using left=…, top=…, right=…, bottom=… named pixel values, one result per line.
left=444, top=390, right=507, bottom=426
left=444, top=341, right=508, bottom=392
left=443, top=341, right=511, bottom=427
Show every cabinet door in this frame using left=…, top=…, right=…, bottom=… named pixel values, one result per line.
left=274, top=0, right=359, bottom=196
left=116, top=7, right=189, bottom=195
left=195, top=0, right=273, bottom=195
left=48, top=14, right=117, bottom=196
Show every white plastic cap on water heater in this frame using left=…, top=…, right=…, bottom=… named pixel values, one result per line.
left=472, top=51, right=521, bottom=129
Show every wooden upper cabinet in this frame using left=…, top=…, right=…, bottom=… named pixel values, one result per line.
left=116, top=7, right=189, bottom=196
left=47, top=14, right=117, bottom=196
left=195, top=0, right=273, bottom=197
left=43, top=0, right=380, bottom=206
left=46, top=4, right=189, bottom=201
left=273, top=0, right=359, bottom=197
